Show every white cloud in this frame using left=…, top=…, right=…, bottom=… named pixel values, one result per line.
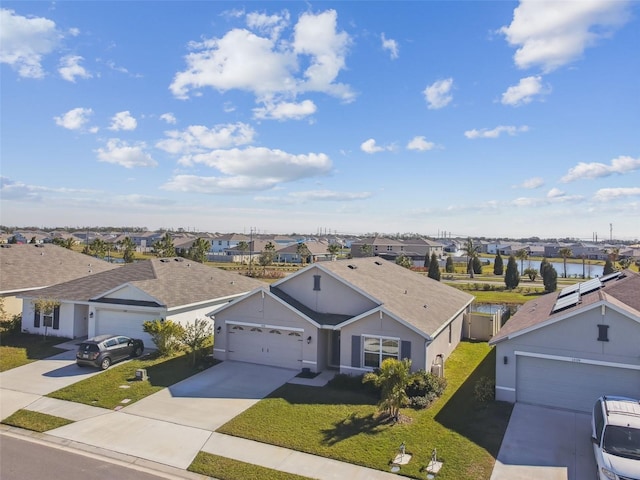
left=156, top=123, right=255, bottom=157
left=170, top=9, right=354, bottom=106
left=423, top=78, right=453, bottom=110
left=246, top=10, right=290, bottom=40
left=108, top=111, right=137, bottom=131
left=160, top=113, right=177, bottom=124
left=546, top=187, right=565, bottom=198
left=54, top=107, right=94, bottom=131
left=561, top=155, right=640, bottom=182
left=464, top=125, right=529, bottom=139
left=0, top=8, right=61, bottom=78
left=594, top=187, right=640, bottom=201
left=162, top=147, right=331, bottom=194
left=360, top=138, right=393, bottom=154
left=500, top=0, right=631, bottom=72
left=58, top=55, right=91, bottom=82
left=406, top=136, right=435, bottom=152
left=514, top=177, right=544, bottom=189
left=288, top=190, right=373, bottom=201
left=96, top=139, right=157, bottom=168
left=501, top=76, right=548, bottom=106
left=253, top=99, right=317, bottom=120
left=381, top=33, right=399, bottom=59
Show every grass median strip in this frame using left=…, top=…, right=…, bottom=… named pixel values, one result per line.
left=189, top=452, right=315, bottom=480
left=48, top=352, right=207, bottom=409
left=2, top=410, right=73, bottom=432
left=218, top=341, right=511, bottom=480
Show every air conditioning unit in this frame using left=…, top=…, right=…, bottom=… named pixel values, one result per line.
left=431, top=364, right=442, bottom=377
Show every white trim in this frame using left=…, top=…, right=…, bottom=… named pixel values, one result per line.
left=495, top=386, right=516, bottom=392
left=302, top=360, right=317, bottom=365
left=515, top=351, right=640, bottom=371
left=213, top=348, right=226, bottom=353
left=225, top=320, right=305, bottom=333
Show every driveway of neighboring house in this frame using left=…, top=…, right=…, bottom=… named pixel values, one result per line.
left=491, top=403, right=597, bottom=480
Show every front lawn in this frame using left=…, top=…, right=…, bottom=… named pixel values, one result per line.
left=0, top=333, right=68, bottom=372
left=48, top=352, right=210, bottom=409
left=2, top=410, right=73, bottom=432
left=189, top=452, right=314, bottom=480
left=217, top=341, right=511, bottom=480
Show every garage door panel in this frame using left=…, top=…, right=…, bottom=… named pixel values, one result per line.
left=517, top=356, right=640, bottom=412
left=227, top=326, right=302, bottom=370
left=95, top=311, right=154, bottom=346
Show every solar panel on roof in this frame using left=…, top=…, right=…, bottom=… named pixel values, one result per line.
left=552, top=291, right=580, bottom=313
left=559, top=283, right=579, bottom=298
left=579, top=278, right=602, bottom=295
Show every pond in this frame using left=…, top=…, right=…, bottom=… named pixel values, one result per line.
left=487, top=258, right=604, bottom=278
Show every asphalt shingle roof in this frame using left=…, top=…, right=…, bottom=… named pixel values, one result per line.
left=314, top=258, right=474, bottom=336
left=0, top=244, right=117, bottom=292
left=490, top=269, right=640, bottom=344
left=20, top=258, right=266, bottom=308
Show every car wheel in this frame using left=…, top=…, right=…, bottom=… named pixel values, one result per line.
left=132, top=346, right=143, bottom=357
left=100, top=357, right=111, bottom=370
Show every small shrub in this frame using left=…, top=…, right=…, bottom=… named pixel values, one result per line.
left=482, top=283, right=491, bottom=291
left=0, top=314, right=22, bottom=334
left=474, top=376, right=495, bottom=403
left=406, top=370, right=447, bottom=398
left=143, top=319, right=184, bottom=356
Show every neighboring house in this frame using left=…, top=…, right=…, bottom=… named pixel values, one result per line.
left=0, top=244, right=117, bottom=317
left=210, top=257, right=474, bottom=374
left=276, top=240, right=332, bottom=264
left=489, top=270, right=640, bottom=413
left=210, top=233, right=250, bottom=253
left=19, top=258, right=265, bottom=345
left=350, top=237, right=444, bottom=263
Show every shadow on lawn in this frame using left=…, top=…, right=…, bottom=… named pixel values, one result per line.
left=321, top=411, right=386, bottom=446
left=435, top=347, right=513, bottom=457
left=267, top=383, right=379, bottom=407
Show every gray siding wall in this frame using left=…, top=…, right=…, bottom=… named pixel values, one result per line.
left=339, top=312, right=426, bottom=375
left=426, top=311, right=465, bottom=369
left=277, top=267, right=378, bottom=316
left=494, top=305, right=640, bottom=403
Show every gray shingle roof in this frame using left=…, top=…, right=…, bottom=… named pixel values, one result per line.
left=19, top=258, right=266, bottom=308
left=314, top=258, right=474, bottom=336
left=490, top=269, right=640, bottom=344
left=0, top=244, right=117, bottom=293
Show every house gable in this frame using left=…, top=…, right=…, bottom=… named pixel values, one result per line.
left=92, top=283, right=163, bottom=306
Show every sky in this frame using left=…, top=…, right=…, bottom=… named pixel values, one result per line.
left=1, top=1, right=639, bottom=240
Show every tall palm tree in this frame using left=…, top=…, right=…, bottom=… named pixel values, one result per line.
left=462, top=238, right=480, bottom=278
left=516, top=249, right=529, bottom=275
left=119, top=236, right=136, bottom=263
left=558, top=247, right=573, bottom=278
left=191, top=237, right=211, bottom=263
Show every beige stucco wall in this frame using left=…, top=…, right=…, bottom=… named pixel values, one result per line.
left=494, top=305, right=640, bottom=403
left=1, top=294, right=23, bottom=317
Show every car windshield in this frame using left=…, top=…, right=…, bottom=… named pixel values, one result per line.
left=603, top=425, right=640, bottom=460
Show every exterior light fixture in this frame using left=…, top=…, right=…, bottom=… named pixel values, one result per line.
left=307, top=336, right=312, bottom=344
left=216, top=326, right=222, bottom=334
left=89, top=312, right=94, bottom=318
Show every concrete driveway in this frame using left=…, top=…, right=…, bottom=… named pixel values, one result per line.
left=0, top=348, right=106, bottom=420
left=45, top=361, right=297, bottom=469
left=491, top=403, right=597, bottom=480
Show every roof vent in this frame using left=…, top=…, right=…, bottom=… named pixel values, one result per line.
left=174, top=258, right=184, bottom=262
left=160, top=258, right=170, bottom=263
left=374, top=261, right=382, bottom=265
left=0, top=245, right=11, bottom=248
left=348, top=264, right=357, bottom=269
left=34, top=244, right=44, bottom=248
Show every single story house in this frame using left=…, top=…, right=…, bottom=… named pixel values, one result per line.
left=210, top=257, right=474, bottom=375
left=0, top=243, right=117, bottom=317
left=489, top=270, right=640, bottom=413
left=19, top=258, right=265, bottom=345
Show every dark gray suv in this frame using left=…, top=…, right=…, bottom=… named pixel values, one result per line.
left=76, top=334, right=144, bottom=370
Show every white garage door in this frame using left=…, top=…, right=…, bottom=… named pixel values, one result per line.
left=95, top=310, right=154, bottom=347
left=227, top=325, right=302, bottom=370
left=517, top=356, right=640, bottom=412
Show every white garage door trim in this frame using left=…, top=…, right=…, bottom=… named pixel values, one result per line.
left=226, top=320, right=304, bottom=332
left=515, top=352, right=640, bottom=413
left=227, top=323, right=303, bottom=370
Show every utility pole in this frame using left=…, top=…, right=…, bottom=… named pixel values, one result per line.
left=609, top=223, right=613, bottom=242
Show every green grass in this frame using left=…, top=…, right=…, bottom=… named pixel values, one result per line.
left=48, top=352, right=208, bottom=409
left=2, top=410, right=73, bottom=432
left=218, top=341, right=512, bottom=480
left=0, top=333, right=68, bottom=372
left=189, top=452, right=314, bottom=480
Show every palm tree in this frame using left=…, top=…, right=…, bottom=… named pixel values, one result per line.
left=296, top=242, right=311, bottom=266
left=259, top=241, right=276, bottom=274
left=360, top=243, right=373, bottom=257
left=327, top=243, right=341, bottom=260
left=558, top=247, right=573, bottom=278
left=119, top=236, right=136, bottom=263
left=190, top=237, right=211, bottom=263
left=152, top=233, right=175, bottom=258
left=516, top=249, right=529, bottom=275
left=462, top=238, right=480, bottom=278
left=363, top=358, right=412, bottom=421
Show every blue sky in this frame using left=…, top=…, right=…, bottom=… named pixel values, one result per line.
left=1, top=1, right=639, bottom=240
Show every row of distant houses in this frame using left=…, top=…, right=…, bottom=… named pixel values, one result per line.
left=1, top=230, right=638, bottom=265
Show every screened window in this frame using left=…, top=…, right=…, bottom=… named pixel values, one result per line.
left=363, top=336, right=399, bottom=368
